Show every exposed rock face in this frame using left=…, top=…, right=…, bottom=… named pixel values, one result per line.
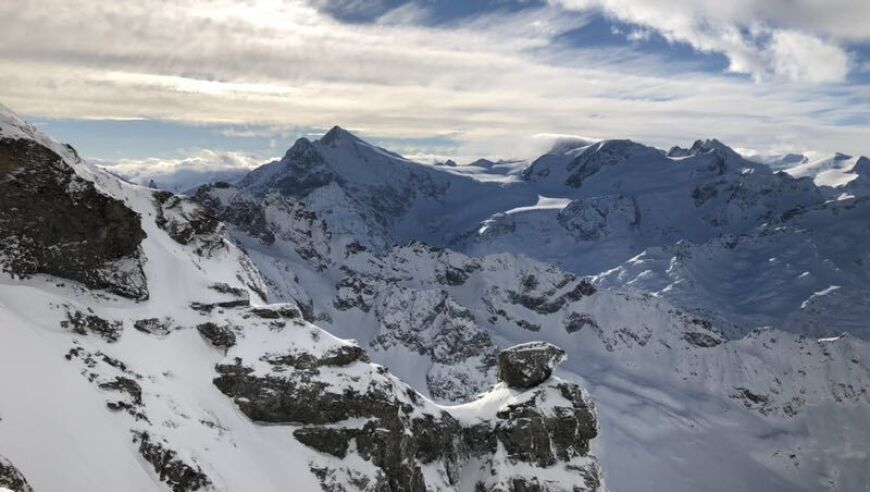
left=557, top=195, right=639, bottom=240
left=134, top=432, right=212, bottom=492
left=194, top=186, right=333, bottom=270
left=506, top=277, right=596, bottom=315
left=61, top=309, right=123, bottom=343
left=368, top=286, right=499, bottom=402
left=212, top=344, right=374, bottom=425
left=196, top=322, right=237, bottom=350
left=682, top=331, right=723, bottom=348
left=498, top=342, right=567, bottom=389
left=564, top=140, right=652, bottom=188
left=153, top=191, right=224, bottom=257
left=523, top=139, right=655, bottom=188
left=250, top=138, right=339, bottom=199
left=0, top=137, right=148, bottom=299
left=0, top=455, right=35, bottom=492
left=213, top=332, right=603, bottom=492
left=134, top=317, right=176, bottom=336
left=495, top=381, right=598, bottom=469
left=193, top=185, right=277, bottom=245
left=566, top=312, right=598, bottom=333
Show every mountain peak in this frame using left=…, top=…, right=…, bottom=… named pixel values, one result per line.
left=284, top=136, right=315, bottom=154
left=690, top=138, right=733, bottom=154
left=669, top=139, right=740, bottom=159
left=548, top=136, right=597, bottom=155
left=320, top=125, right=363, bottom=147
left=852, top=156, right=870, bottom=176
left=0, top=102, right=40, bottom=141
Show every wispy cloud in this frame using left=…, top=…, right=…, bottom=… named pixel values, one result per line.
left=0, top=0, right=866, bottom=158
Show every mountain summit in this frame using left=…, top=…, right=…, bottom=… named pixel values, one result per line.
left=319, top=125, right=364, bottom=146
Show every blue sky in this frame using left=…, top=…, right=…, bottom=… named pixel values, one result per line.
left=1, top=0, right=867, bottom=184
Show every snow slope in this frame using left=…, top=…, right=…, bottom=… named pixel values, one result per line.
left=783, top=153, right=866, bottom=189
left=196, top=180, right=870, bottom=492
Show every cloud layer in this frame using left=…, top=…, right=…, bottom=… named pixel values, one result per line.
left=102, top=149, right=263, bottom=193
left=553, top=0, right=862, bottom=83
left=0, top=0, right=866, bottom=158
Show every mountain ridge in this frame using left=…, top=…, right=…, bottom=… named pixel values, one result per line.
left=193, top=141, right=870, bottom=491
left=212, top=124, right=870, bottom=339
left=0, top=104, right=607, bottom=492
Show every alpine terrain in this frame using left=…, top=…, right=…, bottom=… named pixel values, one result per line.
left=0, top=105, right=604, bottom=492
left=1, top=102, right=868, bottom=492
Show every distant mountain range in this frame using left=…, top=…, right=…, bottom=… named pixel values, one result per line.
left=192, top=125, right=870, bottom=490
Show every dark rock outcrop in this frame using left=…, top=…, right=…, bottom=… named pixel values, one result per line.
left=213, top=338, right=601, bottom=492
left=566, top=312, right=598, bottom=333
left=213, top=345, right=374, bottom=425
left=0, top=137, right=147, bottom=299
left=248, top=305, right=301, bottom=320
left=134, top=317, right=176, bottom=336
left=196, top=323, right=237, bottom=350
left=507, top=279, right=596, bottom=315
left=193, top=186, right=276, bottom=245
left=253, top=138, right=339, bottom=198
left=153, top=191, right=224, bottom=257
left=0, top=455, right=35, bottom=492
left=497, top=342, right=566, bottom=389
left=134, top=432, right=212, bottom=492
left=496, top=382, right=598, bottom=465
left=557, top=195, right=639, bottom=240
left=60, top=309, right=123, bottom=343
left=682, top=331, right=723, bottom=348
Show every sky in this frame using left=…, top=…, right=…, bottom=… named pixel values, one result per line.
left=0, top=0, right=867, bottom=184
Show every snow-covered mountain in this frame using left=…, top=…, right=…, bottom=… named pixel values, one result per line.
left=776, top=152, right=866, bottom=188
left=780, top=153, right=870, bottom=198
left=191, top=128, right=870, bottom=491
left=744, top=150, right=870, bottom=197
left=204, top=126, right=869, bottom=339
left=3, top=103, right=869, bottom=492
left=0, top=105, right=605, bottom=492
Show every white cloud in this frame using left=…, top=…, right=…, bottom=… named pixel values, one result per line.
left=101, top=149, right=265, bottom=192
left=552, top=0, right=857, bottom=83
left=767, top=30, right=851, bottom=83
left=0, top=0, right=865, bottom=159
left=626, top=28, right=652, bottom=43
